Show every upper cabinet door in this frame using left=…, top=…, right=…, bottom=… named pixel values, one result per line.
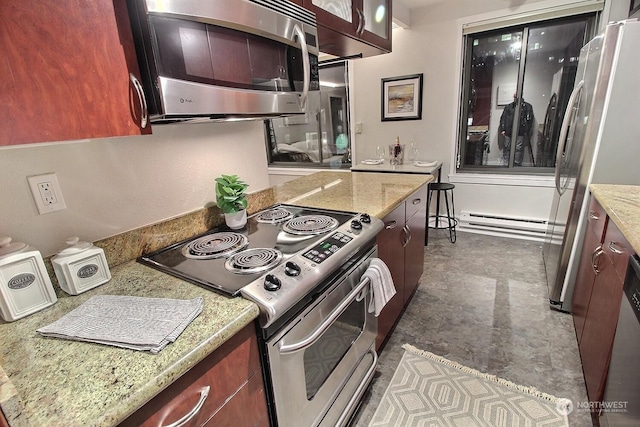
left=307, top=0, right=358, bottom=35
left=303, top=0, right=391, bottom=57
left=360, top=0, right=391, bottom=51
left=0, top=0, right=150, bottom=146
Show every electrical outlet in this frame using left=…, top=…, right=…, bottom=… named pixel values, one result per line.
left=28, top=173, right=67, bottom=214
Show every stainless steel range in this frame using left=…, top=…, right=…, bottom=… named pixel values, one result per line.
left=139, top=204, right=384, bottom=427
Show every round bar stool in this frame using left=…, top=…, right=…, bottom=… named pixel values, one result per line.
left=426, top=182, right=457, bottom=245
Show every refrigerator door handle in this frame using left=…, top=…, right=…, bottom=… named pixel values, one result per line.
left=555, top=79, right=585, bottom=195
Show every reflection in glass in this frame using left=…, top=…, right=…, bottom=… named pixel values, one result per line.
left=266, top=61, right=352, bottom=168
left=363, top=0, right=388, bottom=39
left=458, top=17, right=590, bottom=171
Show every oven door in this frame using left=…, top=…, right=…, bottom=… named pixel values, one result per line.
left=266, top=247, right=378, bottom=427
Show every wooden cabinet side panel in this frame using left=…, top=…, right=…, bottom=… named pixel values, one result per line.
left=0, top=0, right=146, bottom=146
left=375, top=203, right=406, bottom=351
left=602, top=221, right=632, bottom=283
left=120, top=323, right=264, bottom=427
left=578, top=259, right=624, bottom=403
left=404, top=209, right=426, bottom=304
left=572, top=228, right=601, bottom=344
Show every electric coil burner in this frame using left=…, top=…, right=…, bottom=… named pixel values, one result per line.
left=182, top=232, right=248, bottom=259
left=282, top=215, right=339, bottom=235
left=224, top=248, right=283, bottom=274
left=255, top=207, right=293, bottom=224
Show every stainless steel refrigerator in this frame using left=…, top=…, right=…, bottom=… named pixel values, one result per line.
left=543, top=19, right=640, bottom=312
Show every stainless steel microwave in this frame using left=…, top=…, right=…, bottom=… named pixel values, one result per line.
left=126, top=0, right=320, bottom=123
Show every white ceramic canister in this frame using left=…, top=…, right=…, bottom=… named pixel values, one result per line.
left=0, top=237, right=58, bottom=322
left=52, top=237, right=111, bottom=295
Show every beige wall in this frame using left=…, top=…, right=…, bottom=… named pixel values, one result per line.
left=1, top=121, right=269, bottom=256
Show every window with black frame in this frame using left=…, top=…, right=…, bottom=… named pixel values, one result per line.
left=265, top=61, right=352, bottom=169
left=457, top=15, right=594, bottom=173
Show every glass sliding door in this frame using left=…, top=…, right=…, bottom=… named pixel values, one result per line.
left=458, top=16, right=591, bottom=173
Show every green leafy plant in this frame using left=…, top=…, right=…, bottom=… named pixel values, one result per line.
left=215, top=174, right=248, bottom=214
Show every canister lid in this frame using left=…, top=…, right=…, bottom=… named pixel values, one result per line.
left=57, top=237, right=93, bottom=256
left=0, top=237, right=28, bottom=257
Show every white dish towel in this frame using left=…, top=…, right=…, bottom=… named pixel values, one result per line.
left=362, top=258, right=396, bottom=316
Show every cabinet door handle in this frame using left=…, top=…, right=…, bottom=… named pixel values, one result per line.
left=588, top=211, right=600, bottom=221
left=591, top=246, right=604, bottom=275
left=385, top=220, right=397, bottom=230
left=403, top=225, right=412, bottom=248
left=608, top=241, right=624, bottom=255
left=356, top=9, right=365, bottom=35
left=412, top=198, right=422, bottom=205
left=129, top=73, right=148, bottom=129
left=163, top=385, right=210, bottom=427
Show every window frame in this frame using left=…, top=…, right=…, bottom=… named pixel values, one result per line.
left=455, top=11, right=598, bottom=176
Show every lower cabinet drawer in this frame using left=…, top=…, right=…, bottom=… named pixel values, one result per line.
left=120, top=324, right=264, bottom=427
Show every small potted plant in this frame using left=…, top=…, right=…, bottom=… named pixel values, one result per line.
left=215, top=174, right=249, bottom=229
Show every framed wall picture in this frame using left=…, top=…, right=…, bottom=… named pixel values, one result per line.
left=381, top=74, right=423, bottom=121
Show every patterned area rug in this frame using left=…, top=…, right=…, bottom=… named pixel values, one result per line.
left=368, top=344, right=571, bottom=427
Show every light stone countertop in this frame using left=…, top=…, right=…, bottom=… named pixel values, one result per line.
left=0, top=262, right=259, bottom=427
left=271, top=171, right=433, bottom=218
left=590, top=184, right=640, bottom=254
left=0, top=170, right=432, bottom=427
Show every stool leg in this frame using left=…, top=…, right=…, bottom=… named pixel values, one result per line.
left=426, top=188, right=433, bottom=246
left=450, top=189, right=457, bottom=243
left=444, top=190, right=454, bottom=243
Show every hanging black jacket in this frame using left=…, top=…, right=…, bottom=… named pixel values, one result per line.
left=500, top=99, right=534, bottom=137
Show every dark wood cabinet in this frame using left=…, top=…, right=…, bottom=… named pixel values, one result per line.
left=302, top=0, right=392, bottom=58
left=404, top=187, right=427, bottom=304
left=376, top=185, right=427, bottom=351
left=572, top=197, right=608, bottom=343
left=573, top=195, right=632, bottom=404
left=120, top=323, right=268, bottom=427
left=376, top=202, right=406, bottom=351
left=0, top=0, right=150, bottom=146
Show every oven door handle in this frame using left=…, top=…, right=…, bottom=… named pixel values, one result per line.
left=279, top=276, right=371, bottom=354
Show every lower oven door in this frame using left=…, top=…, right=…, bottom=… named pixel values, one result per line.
left=266, top=247, right=378, bottom=427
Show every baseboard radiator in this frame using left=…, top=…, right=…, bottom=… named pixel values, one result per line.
left=458, top=211, right=548, bottom=241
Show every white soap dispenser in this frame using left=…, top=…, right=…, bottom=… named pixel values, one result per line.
left=0, top=237, right=58, bottom=322
left=52, top=237, right=111, bottom=295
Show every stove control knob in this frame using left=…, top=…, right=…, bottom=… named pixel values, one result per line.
left=351, top=220, right=363, bottom=230
left=360, top=213, right=371, bottom=223
left=284, top=261, right=301, bottom=277
left=264, top=274, right=281, bottom=291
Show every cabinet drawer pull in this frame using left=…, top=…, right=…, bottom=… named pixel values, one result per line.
left=129, top=73, right=148, bottom=129
left=412, top=198, right=421, bottom=205
left=608, top=241, right=624, bottom=255
left=591, top=246, right=604, bottom=275
left=402, top=225, right=412, bottom=248
left=163, top=385, right=210, bottom=427
left=385, top=221, right=397, bottom=230
left=588, top=211, right=600, bottom=221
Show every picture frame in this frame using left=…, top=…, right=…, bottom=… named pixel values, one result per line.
left=381, top=74, right=423, bottom=121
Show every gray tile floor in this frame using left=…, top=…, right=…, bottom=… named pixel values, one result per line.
left=352, top=231, right=593, bottom=426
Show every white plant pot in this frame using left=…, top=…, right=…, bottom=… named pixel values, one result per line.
left=224, top=210, right=247, bottom=230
